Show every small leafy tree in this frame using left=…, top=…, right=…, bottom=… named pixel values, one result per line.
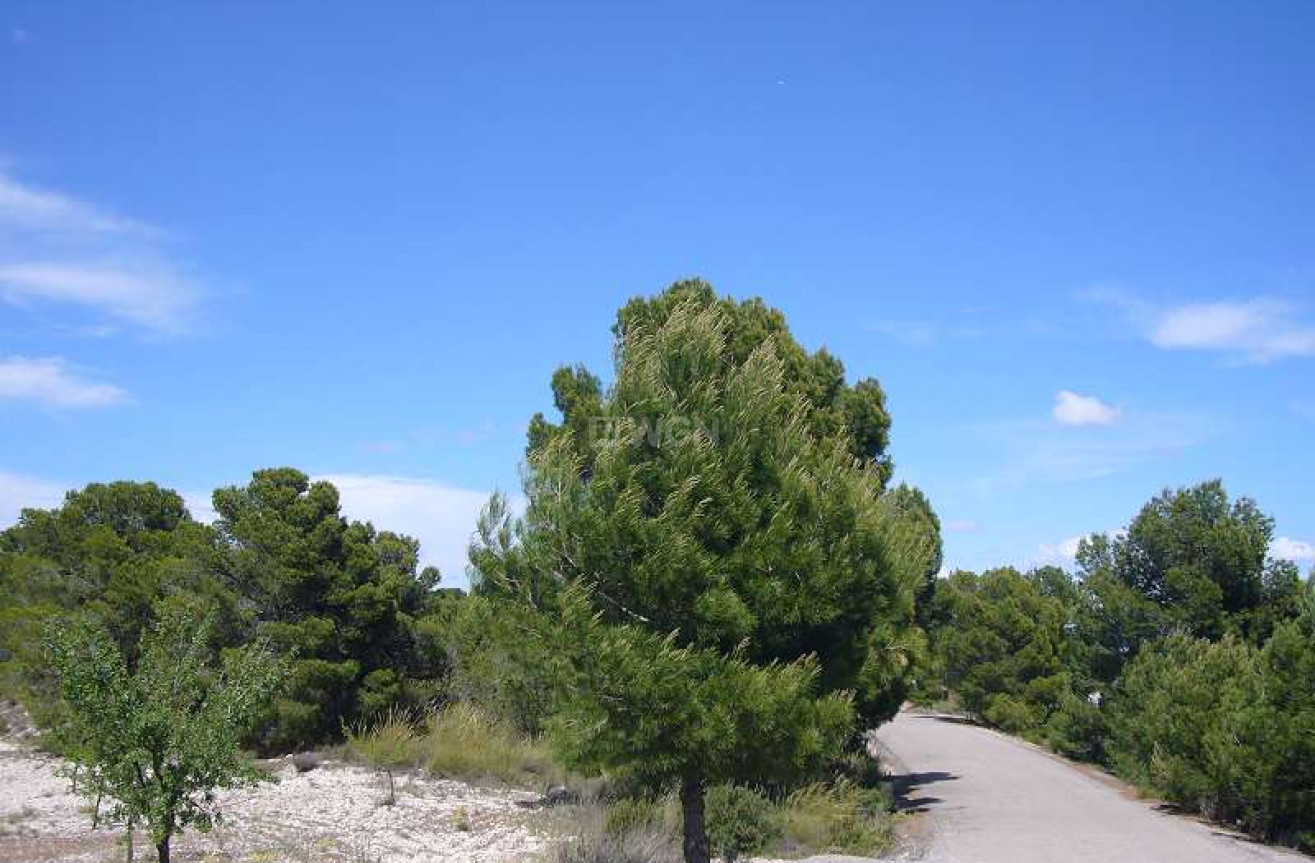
left=47, top=607, right=286, bottom=863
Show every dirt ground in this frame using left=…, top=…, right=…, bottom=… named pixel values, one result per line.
left=0, top=739, right=555, bottom=863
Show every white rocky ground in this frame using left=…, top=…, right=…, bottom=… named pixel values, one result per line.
left=0, top=739, right=554, bottom=863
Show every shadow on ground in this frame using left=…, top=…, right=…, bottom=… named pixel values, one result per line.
left=910, top=712, right=978, bottom=726
left=887, top=771, right=958, bottom=814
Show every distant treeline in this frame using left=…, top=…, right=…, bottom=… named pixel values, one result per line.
left=0, top=467, right=459, bottom=752
left=918, top=479, right=1315, bottom=852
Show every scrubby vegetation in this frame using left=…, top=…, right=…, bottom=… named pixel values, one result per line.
left=46, top=607, right=286, bottom=863
left=918, top=479, right=1315, bottom=852
left=546, top=779, right=894, bottom=863
left=3, top=280, right=1312, bottom=861
left=344, top=702, right=561, bottom=789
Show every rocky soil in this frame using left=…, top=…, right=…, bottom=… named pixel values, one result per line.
left=0, top=738, right=553, bottom=863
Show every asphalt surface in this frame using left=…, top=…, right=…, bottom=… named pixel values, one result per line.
left=873, top=711, right=1309, bottom=863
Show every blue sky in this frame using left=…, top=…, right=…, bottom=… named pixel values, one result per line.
left=1, top=1, right=1313, bottom=586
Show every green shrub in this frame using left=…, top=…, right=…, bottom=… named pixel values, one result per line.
left=935, top=568, right=1070, bottom=735
left=1106, top=633, right=1259, bottom=822
left=422, top=702, right=560, bottom=786
left=1228, top=617, right=1315, bottom=847
left=832, top=746, right=885, bottom=789
left=777, top=779, right=893, bottom=856
left=1043, top=691, right=1107, bottom=763
left=345, top=708, right=420, bottom=769
left=604, top=797, right=662, bottom=839
left=983, top=694, right=1039, bottom=735
left=705, top=785, right=781, bottom=862
left=344, top=707, right=421, bottom=804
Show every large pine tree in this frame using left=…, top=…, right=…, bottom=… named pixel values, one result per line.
left=474, top=282, right=930, bottom=863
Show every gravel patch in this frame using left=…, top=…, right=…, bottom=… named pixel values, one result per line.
left=0, top=739, right=554, bottom=862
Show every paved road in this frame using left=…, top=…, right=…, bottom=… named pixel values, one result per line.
left=873, top=711, right=1308, bottom=863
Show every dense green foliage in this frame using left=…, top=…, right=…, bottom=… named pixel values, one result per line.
left=704, top=784, right=781, bottom=862
left=934, top=568, right=1070, bottom=734
left=528, top=278, right=895, bottom=485
left=1, top=470, right=451, bottom=753
left=4, top=282, right=1313, bottom=859
left=1104, top=610, right=1315, bottom=849
left=475, top=284, right=924, bottom=862
left=46, top=608, right=285, bottom=863
left=1075, top=479, right=1303, bottom=681
left=921, top=480, right=1314, bottom=850
left=0, top=482, right=229, bottom=724
left=213, top=467, right=445, bottom=749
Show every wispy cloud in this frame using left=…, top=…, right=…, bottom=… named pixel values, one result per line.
left=1035, top=535, right=1084, bottom=568
left=1272, top=536, right=1314, bottom=564
left=943, top=519, right=977, bottom=533
left=0, top=355, right=126, bottom=408
left=1053, top=390, right=1121, bottom=426
left=868, top=320, right=976, bottom=347
left=970, top=409, right=1216, bottom=492
left=868, top=306, right=1058, bottom=348
left=0, top=172, right=154, bottom=236
left=0, top=261, right=198, bottom=332
left=1151, top=299, right=1315, bottom=364
left=0, top=168, right=201, bottom=334
left=0, top=470, right=64, bottom=527
left=1088, top=290, right=1315, bottom=365
left=316, top=474, right=515, bottom=589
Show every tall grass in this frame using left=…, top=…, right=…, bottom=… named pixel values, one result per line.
left=776, top=779, right=894, bottom=856
left=549, top=778, right=895, bottom=863
left=345, top=702, right=562, bottom=788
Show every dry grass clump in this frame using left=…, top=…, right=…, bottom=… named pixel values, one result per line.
left=776, top=778, right=894, bottom=856
left=344, top=702, right=562, bottom=788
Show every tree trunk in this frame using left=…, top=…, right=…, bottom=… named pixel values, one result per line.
left=155, top=836, right=169, bottom=863
left=680, top=774, right=711, bottom=863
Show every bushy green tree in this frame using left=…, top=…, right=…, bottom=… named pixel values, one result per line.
left=0, top=482, right=230, bottom=723
left=1075, top=481, right=1302, bottom=682
left=475, top=287, right=925, bottom=863
left=1106, top=632, right=1261, bottom=821
left=47, top=608, right=285, bottom=863
left=528, top=277, right=895, bottom=485
left=934, top=568, right=1071, bottom=734
left=213, top=468, right=441, bottom=749
left=1241, top=609, right=1315, bottom=847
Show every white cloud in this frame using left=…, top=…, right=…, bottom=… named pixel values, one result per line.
left=181, top=490, right=219, bottom=525
left=971, top=410, right=1214, bottom=492
left=943, top=519, right=977, bottom=533
left=0, top=168, right=201, bottom=334
left=0, top=356, right=126, bottom=408
left=316, top=474, right=509, bottom=589
left=0, top=261, right=198, bottom=332
left=1052, top=390, right=1121, bottom=426
left=1272, top=536, right=1315, bottom=563
left=1036, top=535, right=1085, bottom=568
left=0, top=172, right=153, bottom=236
left=0, top=470, right=64, bottom=527
left=1151, top=299, right=1315, bottom=363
